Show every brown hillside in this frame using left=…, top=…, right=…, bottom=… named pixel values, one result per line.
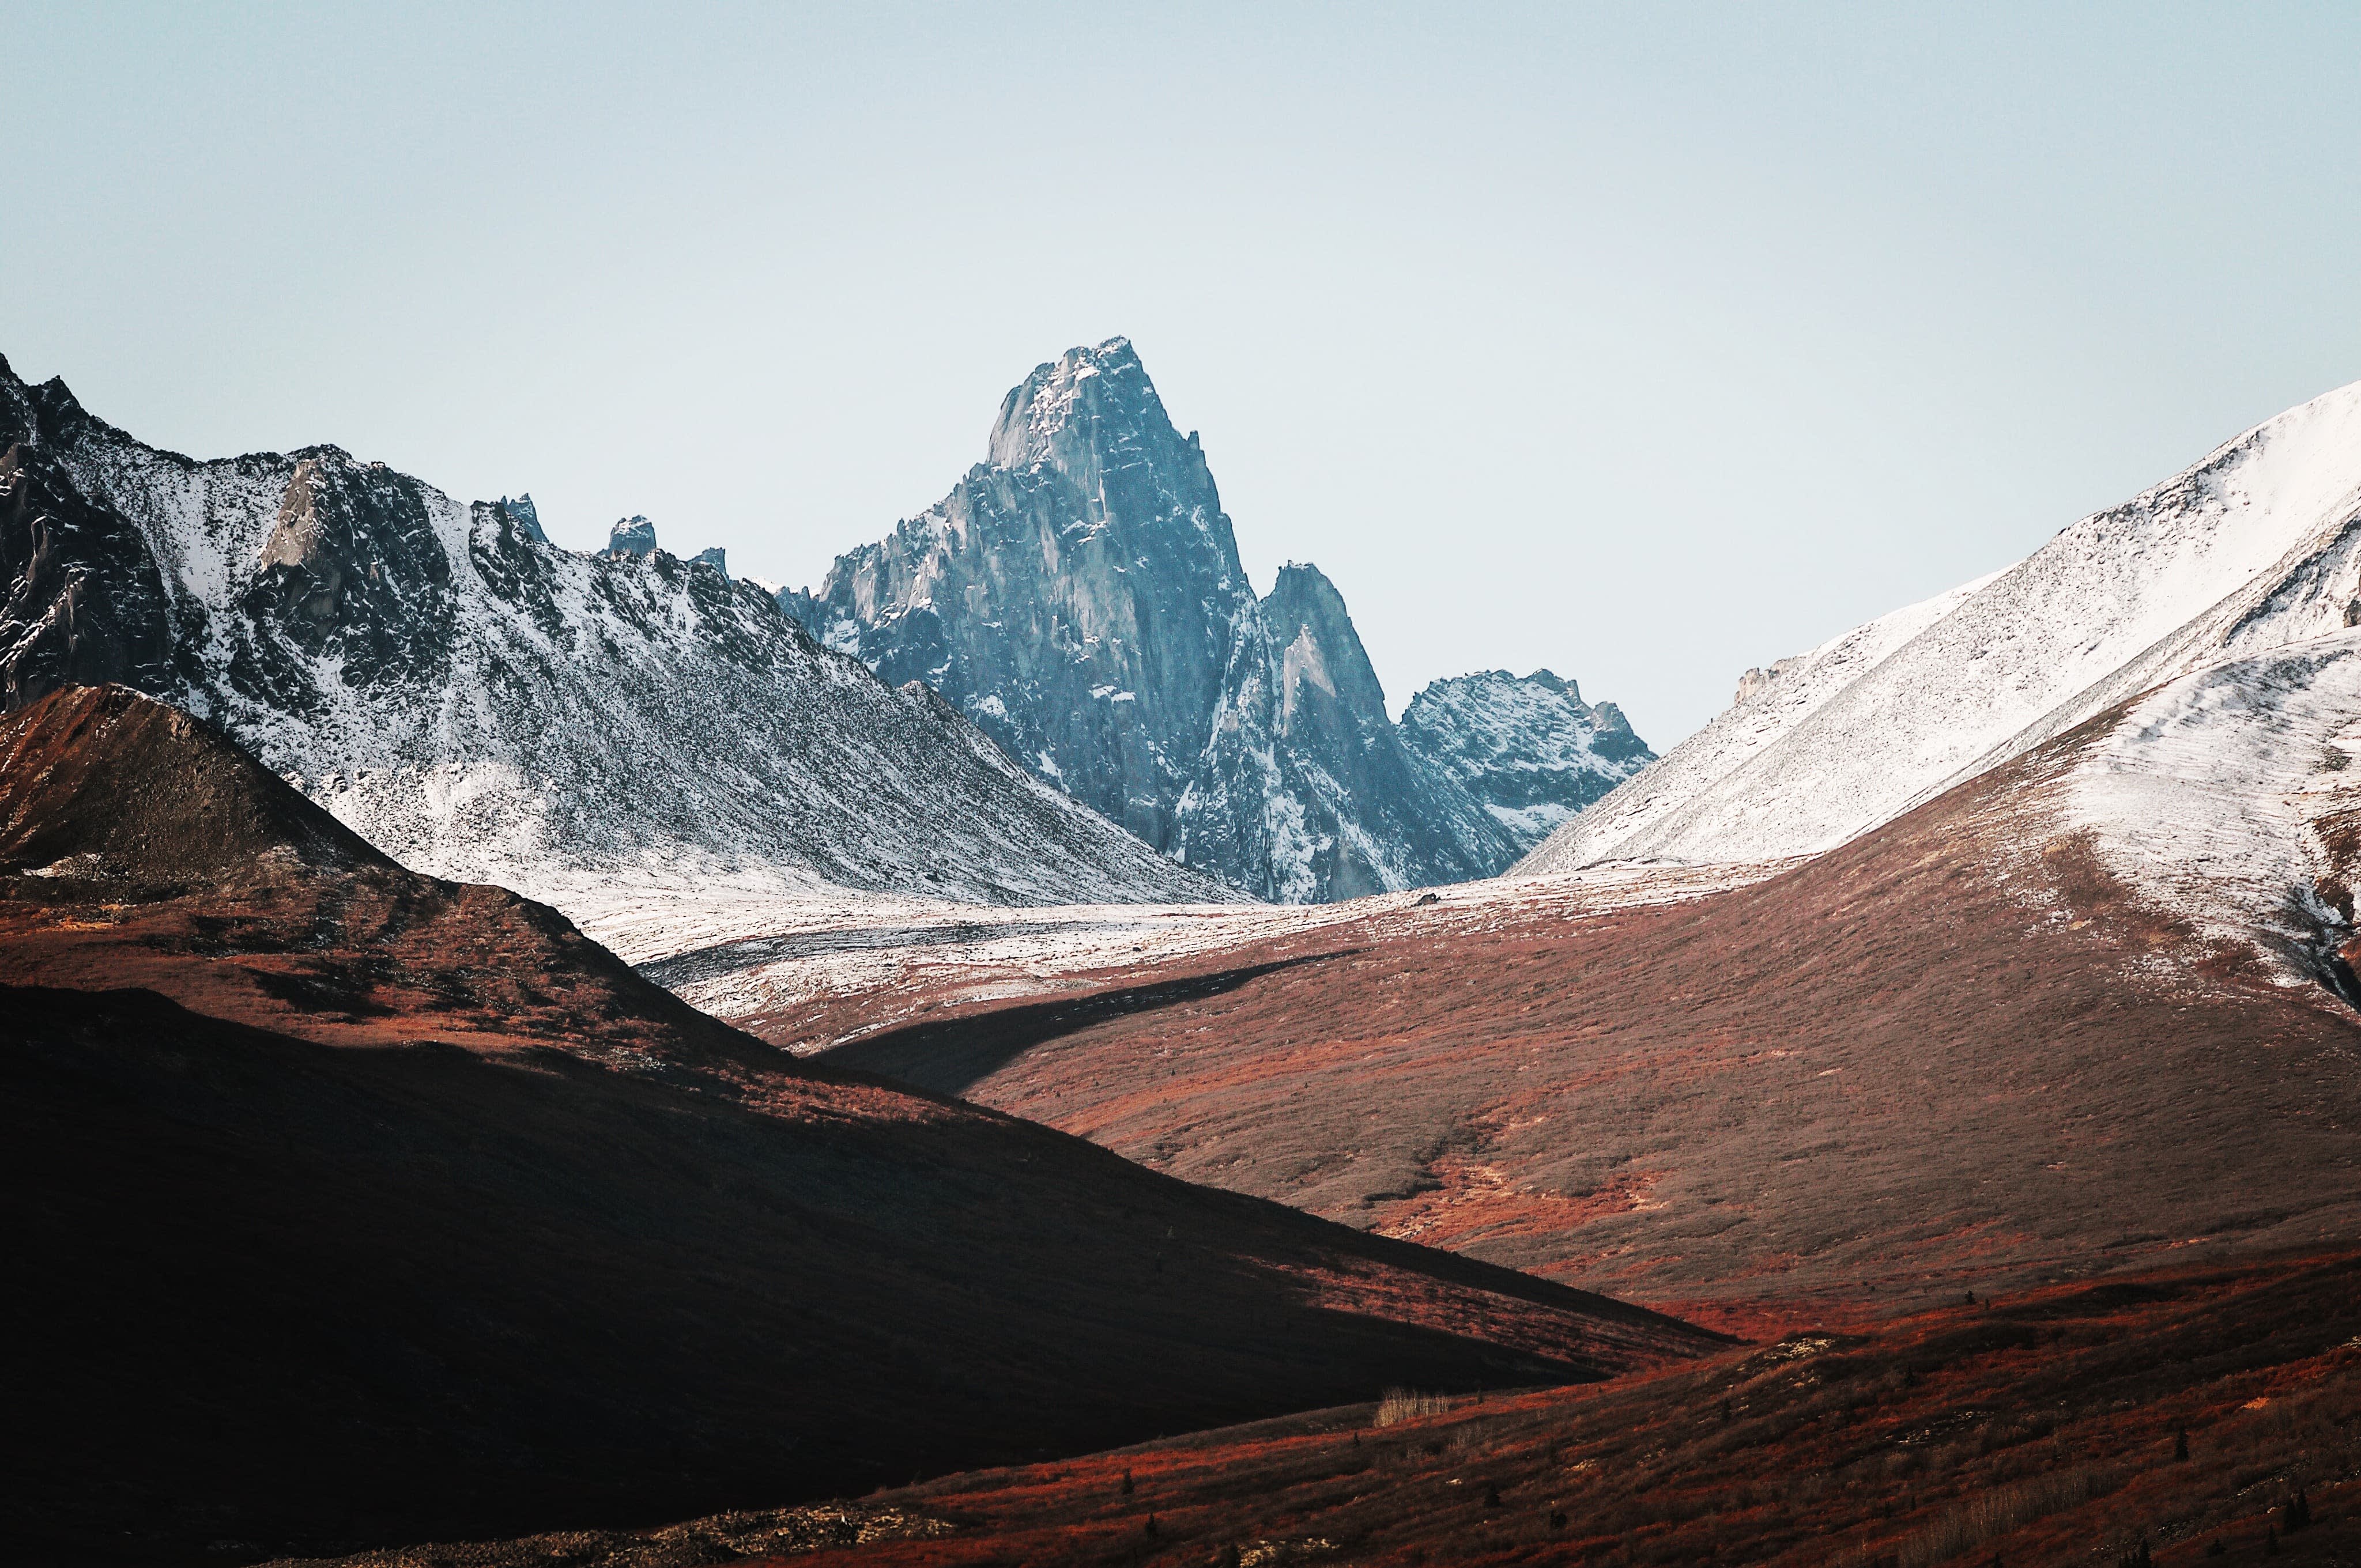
left=813, top=726, right=2361, bottom=1314
left=0, top=682, right=391, bottom=883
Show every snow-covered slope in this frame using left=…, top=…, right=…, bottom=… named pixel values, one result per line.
left=0, top=352, right=1228, bottom=910
left=1522, top=377, right=2361, bottom=878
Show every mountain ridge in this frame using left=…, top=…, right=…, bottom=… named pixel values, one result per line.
left=0, top=350, right=1228, bottom=913
left=1520, top=375, right=2361, bottom=883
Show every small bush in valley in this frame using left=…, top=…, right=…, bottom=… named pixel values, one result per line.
left=1374, top=1388, right=1450, bottom=1427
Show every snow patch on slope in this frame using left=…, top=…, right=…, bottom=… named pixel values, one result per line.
left=593, top=859, right=1785, bottom=1053
left=2071, top=630, right=2361, bottom=978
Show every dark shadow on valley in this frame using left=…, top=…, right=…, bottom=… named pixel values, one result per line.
left=817, top=950, right=1357, bottom=1096
left=637, top=919, right=1118, bottom=987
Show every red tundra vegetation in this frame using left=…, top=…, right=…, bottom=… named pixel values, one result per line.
left=811, top=728, right=2361, bottom=1317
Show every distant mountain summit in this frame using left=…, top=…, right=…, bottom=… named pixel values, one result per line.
left=0, top=350, right=1224, bottom=912
left=786, top=338, right=1644, bottom=901
left=1400, top=669, right=1654, bottom=853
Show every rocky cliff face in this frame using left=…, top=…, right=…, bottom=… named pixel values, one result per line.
left=607, top=515, right=658, bottom=558
left=788, top=339, right=1637, bottom=901
left=0, top=352, right=1227, bottom=912
left=1399, top=670, right=1655, bottom=854
left=0, top=438, right=177, bottom=709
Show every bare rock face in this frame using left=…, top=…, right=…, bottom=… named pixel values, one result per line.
left=1178, top=564, right=1516, bottom=900
left=1399, top=669, right=1655, bottom=854
left=0, top=435, right=174, bottom=710
left=246, top=455, right=460, bottom=690
left=1731, top=656, right=1804, bottom=707
left=790, top=339, right=1252, bottom=850
left=496, top=493, right=548, bottom=544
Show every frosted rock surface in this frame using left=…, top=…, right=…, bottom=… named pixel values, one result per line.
left=0, top=353, right=1227, bottom=914
left=1400, top=669, right=1654, bottom=853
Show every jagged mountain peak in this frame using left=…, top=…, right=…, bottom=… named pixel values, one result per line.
left=1523, top=667, right=1578, bottom=700
left=1400, top=668, right=1654, bottom=855
left=795, top=338, right=1250, bottom=853
left=496, top=493, right=547, bottom=544
left=800, top=342, right=1640, bottom=900
left=986, top=336, right=1190, bottom=478
left=1262, top=561, right=1389, bottom=726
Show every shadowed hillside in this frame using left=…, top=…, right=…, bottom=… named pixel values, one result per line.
left=0, top=686, right=1718, bottom=1566
left=264, top=1249, right=2361, bottom=1568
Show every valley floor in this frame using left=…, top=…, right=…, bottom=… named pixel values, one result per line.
left=574, top=860, right=1783, bottom=1059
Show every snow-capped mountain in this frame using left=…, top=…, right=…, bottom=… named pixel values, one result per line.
left=0, top=352, right=1227, bottom=910
left=1399, top=669, right=1654, bottom=853
left=1520, top=376, right=2361, bottom=976
left=785, top=338, right=1642, bottom=901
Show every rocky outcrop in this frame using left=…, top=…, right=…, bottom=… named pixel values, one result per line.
left=789, top=339, right=1638, bottom=901
left=496, top=494, right=548, bottom=544
left=246, top=455, right=459, bottom=689
left=1518, top=375, right=2361, bottom=879
left=607, top=515, right=657, bottom=557
left=1731, top=657, right=1802, bottom=706
left=1400, top=669, right=1655, bottom=853
left=0, top=350, right=1227, bottom=911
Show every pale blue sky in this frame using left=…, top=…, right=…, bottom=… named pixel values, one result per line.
left=7, top=3, right=2358, bottom=744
